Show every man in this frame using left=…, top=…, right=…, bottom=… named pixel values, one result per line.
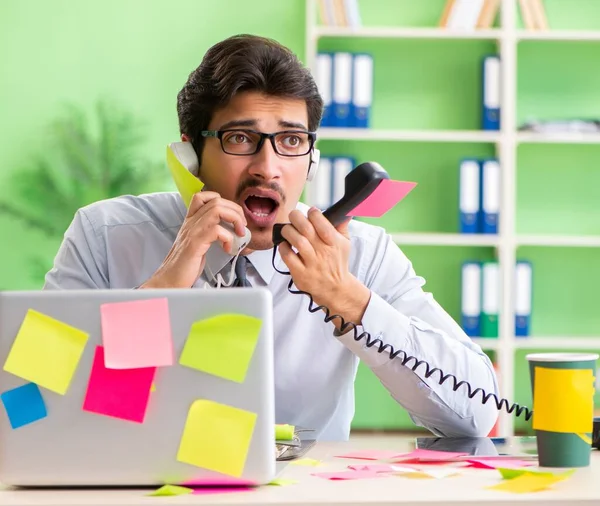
left=44, top=34, right=499, bottom=440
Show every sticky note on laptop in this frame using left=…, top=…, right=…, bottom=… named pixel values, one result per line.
left=100, top=298, right=174, bottom=369
left=82, top=346, right=155, bottom=423
left=177, top=399, right=256, bottom=477
left=3, top=309, right=88, bottom=394
left=1, top=383, right=47, bottom=429
left=347, top=180, right=416, bottom=218
left=179, top=314, right=261, bottom=383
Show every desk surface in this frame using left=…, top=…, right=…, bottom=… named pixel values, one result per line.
left=1, top=435, right=599, bottom=506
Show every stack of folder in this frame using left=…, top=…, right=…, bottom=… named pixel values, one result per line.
left=303, top=156, right=354, bottom=210
left=461, top=260, right=532, bottom=338
left=315, top=52, right=373, bottom=128
left=459, top=158, right=500, bottom=234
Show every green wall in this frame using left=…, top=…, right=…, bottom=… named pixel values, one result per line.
left=1, top=0, right=600, bottom=434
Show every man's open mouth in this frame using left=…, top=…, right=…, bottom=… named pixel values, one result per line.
left=242, top=190, right=281, bottom=227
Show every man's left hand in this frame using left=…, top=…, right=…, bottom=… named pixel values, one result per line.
left=278, top=208, right=370, bottom=326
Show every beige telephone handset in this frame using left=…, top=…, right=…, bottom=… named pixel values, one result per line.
left=166, top=142, right=252, bottom=256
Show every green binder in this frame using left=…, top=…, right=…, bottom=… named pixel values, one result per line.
left=481, top=261, right=499, bottom=338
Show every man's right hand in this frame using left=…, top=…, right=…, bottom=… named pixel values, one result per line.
left=139, top=192, right=247, bottom=289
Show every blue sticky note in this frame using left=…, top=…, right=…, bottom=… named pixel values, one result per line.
left=1, top=383, right=47, bottom=429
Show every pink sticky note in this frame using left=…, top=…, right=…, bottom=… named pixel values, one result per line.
left=347, top=180, right=416, bottom=218
left=192, top=487, right=254, bottom=495
left=392, top=449, right=469, bottom=462
left=466, top=459, right=535, bottom=470
left=335, top=449, right=402, bottom=461
left=100, top=298, right=173, bottom=369
left=348, top=464, right=411, bottom=473
left=82, top=346, right=155, bottom=423
left=312, top=470, right=383, bottom=480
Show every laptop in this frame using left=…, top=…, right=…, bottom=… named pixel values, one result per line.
left=0, top=288, right=277, bottom=487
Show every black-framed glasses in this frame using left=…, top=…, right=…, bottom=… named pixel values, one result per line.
left=200, top=129, right=316, bottom=157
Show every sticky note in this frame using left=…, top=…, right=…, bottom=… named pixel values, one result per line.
left=466, top=459, right=535, bottom=470
left=312, top=470, right=383, bottom=480
left=179, top=314, right=261, bottom=383
left=348, top=464, right=417, bottom=473
left=533, top=367, right=594, bottom=433
left=100, top=298, right=173, bottom=369
left=167, top=143, right=204, bottom=208
left=347, top=180, right=416, bottom=218
left=147, top=485, right=192, bottom=496
left=392, top=449, right=468, bottom=462
left=496, top=468, right=574, bottom=481
left=177, top=399, right=256, bottom=477
left=290, top=458, right=323, bottom=467
left=396, top=468, right=459, bottom=479
left=3, top=309, right=88, bottom=394
left=275, top=423, right=295, bottom=440
left=488, top=474, right=566, bottom=493
left=268, top=478, right=298, bottom=486
left=192, top=487, right=253, bottom=495
left=82, top=346, right=155, bottom=423
left=335, top=449, right=403, bottom=460
left=0, top=383, right=47, bottom=429
left=150, top=382, right=156, bottom=392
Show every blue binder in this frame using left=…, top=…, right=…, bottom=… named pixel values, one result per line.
left=515, top=261, right=532, bottom=337
left=482, top=55, right=500, bottom=131
left=461, top=261, right=482, bottom=337
left=332, top=52, right=353, bottom=127
left=351, top=53, right=373, bottom=128
left=315, top=52, right=333, bottom=128
left=459, top=159, right=481, bottom=234
left=480, top=158, right=500, bottom=234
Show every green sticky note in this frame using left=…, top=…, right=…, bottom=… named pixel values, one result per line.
left=147, top=484, right=193, bottom=496
left=179, top=314, right=262, bottom=383
left=497, top=468, right=575, bottom=480
left=3, top=309, right=89, bottom=394
left=268, top=478, right=298, bottom=486
left=275, top=424, right=295, bottom=440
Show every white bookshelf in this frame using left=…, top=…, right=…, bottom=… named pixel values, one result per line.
left=304, top=0, right=600, bottom=438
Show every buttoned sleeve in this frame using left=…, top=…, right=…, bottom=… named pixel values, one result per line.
left=43, top=209, right=109, bottom=289
left=335, top=225, right=499, bottom=437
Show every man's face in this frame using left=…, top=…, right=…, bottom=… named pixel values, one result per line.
left=196, top=91, right=312, bottom=251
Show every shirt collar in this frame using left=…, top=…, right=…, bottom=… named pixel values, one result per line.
left=195, top=199, right=310, bottom=286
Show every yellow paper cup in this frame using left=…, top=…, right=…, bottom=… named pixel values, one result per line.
left=527, top=352, right=598, bottom=468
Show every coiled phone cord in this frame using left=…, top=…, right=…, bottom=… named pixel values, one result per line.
left=271, top=247, right=533, bottom=422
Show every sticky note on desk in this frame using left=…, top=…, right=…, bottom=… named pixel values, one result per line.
left=347, top=180, right=416, bottom=218
left=335, top=449, right=403, bottom=460
left=488, top=473, right=566, bottom=493
left=177, top=399, right=256, bottom=477
left=147, top=484, right=192, bottom=496
left=533, top=367, right=594, bottom=433
left=3, top=309, right=88, bottom=394
left=82, top=346, right=155, bottom=423
left=179, top=314, right=261, bottom=383
left=1, top=383, right=47, bottom=429
left=100, top=298, right=173, bottom=369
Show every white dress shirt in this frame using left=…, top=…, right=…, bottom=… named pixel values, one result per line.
left=43, top=191, right=500, bottom=440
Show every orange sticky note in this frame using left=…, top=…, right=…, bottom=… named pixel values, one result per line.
left=177, top=400, right=256, bottom=477
left=100, top=298, right=174, bottom=369
left=3, top=309, right=88, bottom=394
left=179, top=314, right=261, bottom=383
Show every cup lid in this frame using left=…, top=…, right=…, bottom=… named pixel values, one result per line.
left=526, top=352, right=599, bottom=362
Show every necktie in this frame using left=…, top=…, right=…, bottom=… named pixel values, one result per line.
left=232, top=255, right=252, bottom=287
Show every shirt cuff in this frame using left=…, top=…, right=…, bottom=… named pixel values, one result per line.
left=333, top=290, right=412, bottom=369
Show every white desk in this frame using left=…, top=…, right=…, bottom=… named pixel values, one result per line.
left=1, top=435, right=599, bottom=506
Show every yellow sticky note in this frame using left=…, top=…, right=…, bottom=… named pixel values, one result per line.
left=147, top=485, right=192, bottom=496
left=290, top=458, right=322, bottom=467
left=533, top=367, right=594, bottom=433
left=177, top=399, right=256, bottom=477
left=3, top=309, right=89, bottom=395
left=166, top=145, right=204, bottom=207
left=488, top=474, right=565, bottom=493
left=150, top=382, right=156, bottom=392
left=275, top=423, right=295, bottom=440
left=179, top=314, right=262, bottom=383
left=268, top=478, right=298, bottom=486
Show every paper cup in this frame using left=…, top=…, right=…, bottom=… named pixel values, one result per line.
left=526, top=352, right=598, bottom=468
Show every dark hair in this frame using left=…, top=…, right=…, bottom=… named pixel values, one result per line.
left=176, top=34, right=323, bottom=159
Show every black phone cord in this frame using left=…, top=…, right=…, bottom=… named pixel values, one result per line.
left=271, top=247, right=533, bottom=422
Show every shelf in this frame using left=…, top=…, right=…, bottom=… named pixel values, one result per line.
left=517, top=235, right=600, bottom=248
left=471, top=338, right=500, bottom=350
left=517, top=30, right=600, bottom=42
left=318, top=128, right=501, bottom=143
left=513, top=338, right=600, bottom=350
left=517, top=132, right=600, bottom=144
left=391, top=233, right=499, bottom=247
left=315, top=26, right=503, bottom=40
